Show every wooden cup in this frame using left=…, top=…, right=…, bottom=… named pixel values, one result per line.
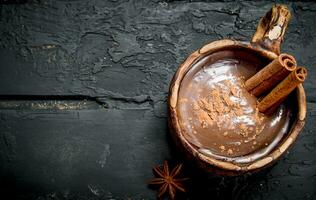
left=168, top=5, right=306, bottom=176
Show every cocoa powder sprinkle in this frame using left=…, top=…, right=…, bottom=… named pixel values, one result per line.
left=189, top=79, right=268, bottom=156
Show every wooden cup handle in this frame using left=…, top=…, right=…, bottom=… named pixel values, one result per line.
left=251, top=4, right=291, bottom=55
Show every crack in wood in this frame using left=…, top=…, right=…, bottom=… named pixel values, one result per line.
left=0, top=95, right=107, bottom=110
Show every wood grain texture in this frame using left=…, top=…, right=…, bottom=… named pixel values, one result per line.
left=0, top=0, right=315, bottom=199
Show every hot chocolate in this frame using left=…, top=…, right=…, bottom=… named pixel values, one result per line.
left=177, top=49, right=292, bottom=164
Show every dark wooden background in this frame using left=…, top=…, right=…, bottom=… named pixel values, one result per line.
left=0, top=0, right=315, bottom=199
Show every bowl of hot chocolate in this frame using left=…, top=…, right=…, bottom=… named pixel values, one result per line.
left=168, top=4, right=308, bottom=175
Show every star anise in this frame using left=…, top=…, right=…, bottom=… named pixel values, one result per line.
left=148, top=160, right=189, bottom=199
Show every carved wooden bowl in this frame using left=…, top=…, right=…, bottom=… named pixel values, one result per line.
left=168, top=5, right=306, bottom=176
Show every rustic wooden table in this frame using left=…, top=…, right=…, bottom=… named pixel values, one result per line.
left=0, top=0, right=315, bottom=199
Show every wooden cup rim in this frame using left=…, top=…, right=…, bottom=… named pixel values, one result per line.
left=168, top=39, right=306, bottom=172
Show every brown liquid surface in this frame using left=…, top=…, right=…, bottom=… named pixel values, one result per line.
left=178, top=50, right=292, bottom=164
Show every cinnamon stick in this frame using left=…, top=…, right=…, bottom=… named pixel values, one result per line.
left=258, top=67, right=307, bottom=113
left=263, top=96, right=287, bottom=115
left=245, top=53, right=297, bottom=97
